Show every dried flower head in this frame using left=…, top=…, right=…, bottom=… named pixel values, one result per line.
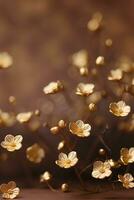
left=92, top=161, right=112, bottom=179
left=0, top=110, right=16, bottom=127
left=118, top=173, right=134, bottom=189
left=43, top=81, right=63, bottom=94
left=87, top=12, right=103, bottom=32
left=0, top=181, right=20, bottom=199
left=76, top=83, right=95, bottom=96
left=61, top=183, right=69, bottom=192
left=55, top=151, right=78, bottom=168
left=72, top=50, right=88, bottom=69
left=108, top=69, right=123, bottom=81
left=96, top=56, right=105, bottom=66
left=1, top=134, right=23, bottom=152
left=69, top=120, right=91, bottom=137
left=109, top=101, right=131, bottom=117
left=120, top=147, right=134, bottom=165
left=26, top=143, right=45, bottom=163
left=57, top=141, right=65, bottom=150
left=0, top=52, right=13, bottom=69
left=16, top=112, right=33, bottom=123
left=40, top=171, right=52, bottom=182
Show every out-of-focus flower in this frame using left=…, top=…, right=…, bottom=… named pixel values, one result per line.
left=0, top=181, right=20, bottom=199
left=109, top=101, right=131, bottom=117
left=108, top=69, right=123, bottom=81
left=0, top=52, right=13, bottom=69
left=72, top=50, right=88, bottom=69
left=132, top=79, right=134, bottom=85
left=120, top=147, right=134, bottom=165
left=69, top=120, right=91, bottom=137
left=26, top=143, right=45, bottom=163
left=16, top=112, right=33, bottom=123
left=87, top=12, right=103, bottom=32
left=118, top=173, right=134, bottom=189
left=96, top=56, right=105, bottom=66
left=105, top=38, right=113, bottom=47
left=92, top=161, right=112, bottom=179
left=43, top=81, right=63, bottom=94
left=55, top=151, right=78, bottom=168
left=1, top=135, right=23, bottom=152
left=40, top=171, right=52, bottom=182
left=76, top=83, right=95, bottom=96
left=0, top=110, right=16, bottom=127
left=117, top=56, right=134, bottom=73
left=87, top=91, right=102, bottom=104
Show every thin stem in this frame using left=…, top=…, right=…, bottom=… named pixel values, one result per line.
left=97, top=135, right=111, bottom=153
left=46, top=182, right=57, bottom=192
left=80, top=163, right=93, bottom=175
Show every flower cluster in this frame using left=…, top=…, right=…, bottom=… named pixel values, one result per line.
left=0, top=10, right=134, bottom=198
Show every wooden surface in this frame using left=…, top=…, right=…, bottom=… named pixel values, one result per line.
left=19, top=189, right=134, bottom=200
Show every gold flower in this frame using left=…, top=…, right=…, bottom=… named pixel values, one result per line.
left=69, top=120, right=91, bottom=137
left=55, top=151, right=78, bottom=168
left=43, top=81, right=63, bottom=94
left=120, top=147, right=134, bottom=165
left=92, top=161, right=112, bottom=179
left=0, top=110, right=16, bottom=127
left=76, top=83, right=95, bottom=96
left=118, top=173, right=134, bottom=189
left=109, top=101, right=131, bottom=117
left=1, top=135, right=23, bottom=152
left=40, top=171, right=52, bottom=182
left=108, top=69, right=123, bottom=81
left=16, top=112, right=33, bottom=123
left=0, top=181, right=20, bottom=199
left=26, top=143, right=45, bottom=163
left=72, top=50, right=88, bottom=69
left=0, top=52, right=13, bottom=69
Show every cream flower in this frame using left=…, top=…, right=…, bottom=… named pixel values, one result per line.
left=72, top=50, right=88, bottom=68
left=0, top=52, right=13, bottom=69
left=109, top=101, right=131, bottom=117
left=43, top=81, right=63, bottom=94
left=69, top=120, right=91, bottom=137
left=26, top=143, right=45, bottom=163
left=0, top=181, right=20, bottom=199
left=118, top=173, right=134, bottom=189
left=1, top=135, right=23, bottom=152
left=92, top=161, right=112, bottom=179
left=16, top=112, right=33, bottom=123
left=55, top=151, right=78, bottom=168
left=120, top=147, right=134, bottom=165
left=76, top=83, right=95, bottom=96
left=108, top=69, right=123, bottom=81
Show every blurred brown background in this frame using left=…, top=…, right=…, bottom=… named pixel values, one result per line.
left=0, top=0, right=133, bottom=187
